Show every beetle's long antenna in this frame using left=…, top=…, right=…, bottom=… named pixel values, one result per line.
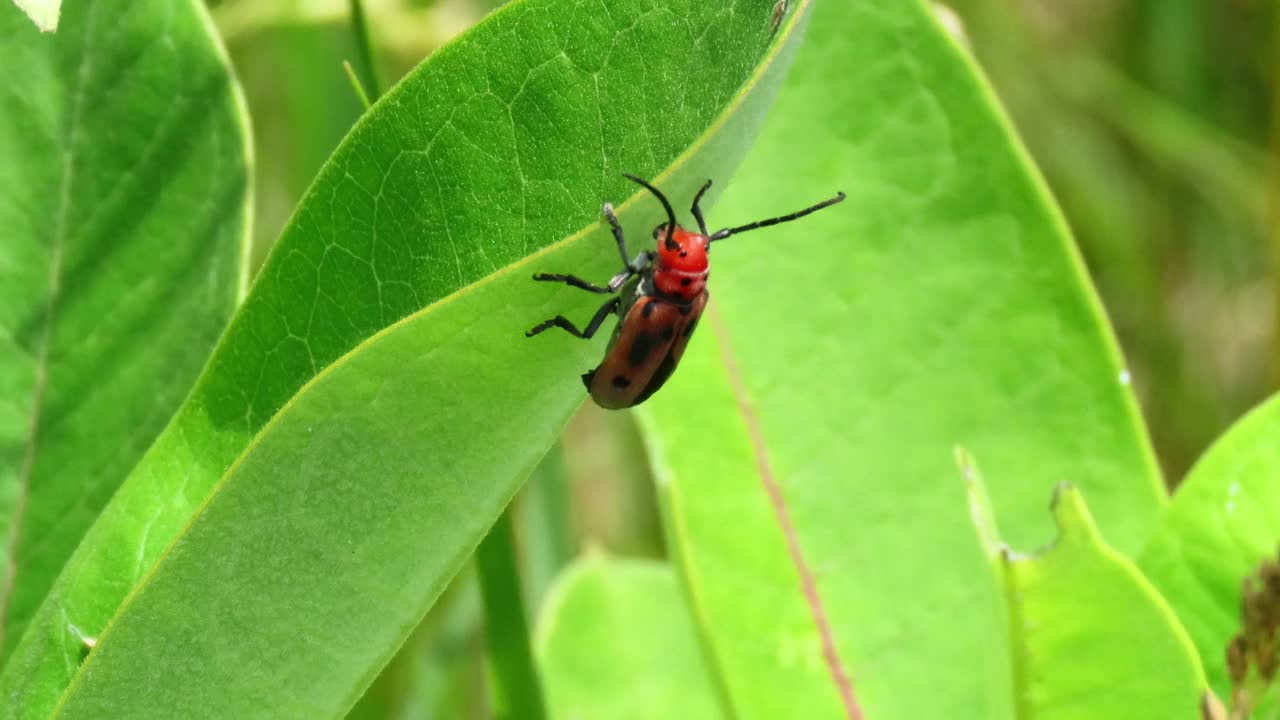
left=690, top=179, right=713, bottom=237
left=622, top=173, right=679, bottom=252
left=709, top=191, right=846, bottom=242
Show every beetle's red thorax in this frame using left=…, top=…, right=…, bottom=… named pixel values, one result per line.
left=653, top=225, right=709, bottom=303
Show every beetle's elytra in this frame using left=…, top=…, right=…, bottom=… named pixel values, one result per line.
left=527, top=173, right=845, bottom=409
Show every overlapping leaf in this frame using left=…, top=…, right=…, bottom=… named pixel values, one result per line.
left=1140, top=395, right=1280, bottom=698
left=963, top=460, right=1206, bottom=719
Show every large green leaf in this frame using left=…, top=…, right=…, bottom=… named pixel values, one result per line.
left=536, top=555, right=720, bottom=720
left=0, top=0, right=816, bottom=716
left=963, top=458, right=1207, bottom=719
left=1140, top=395, right=1280, bottom=698
left=0, top=0, right=249, bottom=662
left=637, top=0, right=1167, bottom=717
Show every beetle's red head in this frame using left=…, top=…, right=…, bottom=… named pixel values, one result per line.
left=621, top=173, right=712, bottom=304
left=651, top=224, right=708, bottom=301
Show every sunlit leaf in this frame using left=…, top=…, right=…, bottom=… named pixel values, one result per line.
left=9, top=0, right=59, bottom=31
left=638, top=0, right=1166, bottom=717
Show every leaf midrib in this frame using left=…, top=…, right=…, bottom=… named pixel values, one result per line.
left=709, top=309, right=862, bottom=720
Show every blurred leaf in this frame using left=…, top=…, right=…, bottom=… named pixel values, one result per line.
left=0, top=0, right=249, bottom=662
left=637, top=0, right=1168, bottom=717
left=476, top=511, right=545, bottom=719
left=535, top=555, right=721, bottom=720
left=963, top=458, right=1207, bottom=719
left=9, top=0, right=59, bottom=31
left=1140, top=395, right=1280, bottom=699
left=213, top=0, right=480, bottom=58
left=225, top=22, right=365, bottom=270
left=561, top=404, right=663, bottom=559
left=515, top=444, right=575, bottom=615
left=0, top=0, right=816, bottom=716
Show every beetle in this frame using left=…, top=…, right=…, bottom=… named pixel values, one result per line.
left=526, top=173, right=845, bottom=409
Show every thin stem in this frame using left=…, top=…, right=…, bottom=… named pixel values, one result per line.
left=475, top=508, right=547, bottom=720
left=342, top=60, right=372, bottom=110
left=348, top=0, right=384, bottom=102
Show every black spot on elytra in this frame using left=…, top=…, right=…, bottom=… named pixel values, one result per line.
left=611, top=375, right=632, bottom=388
left=680, top=277, right=692, bottom=286
left=678, top=304, right=694, bottom=316
left=661, top=325, right=675, bottom=341
left=683, top=317, right=699, bottom=338
left=642, top=301, right=657, bottom=318
left=628, top=330, right=657, bottom=367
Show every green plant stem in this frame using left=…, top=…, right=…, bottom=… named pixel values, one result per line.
left=342, top=60, right=372, bottom=110
left=348, top=0, right=384, bottom=101
left=476, top=509, right=547, bottom=720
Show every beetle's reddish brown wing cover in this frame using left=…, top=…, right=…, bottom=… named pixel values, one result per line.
left=587, top=292, right=708, bottom=409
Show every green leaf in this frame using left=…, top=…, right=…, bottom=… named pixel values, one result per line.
left=0, top=0, right=815, bottom=716
left=636, top=0, right=1167, bottom=717
left=962, top=457, right=1207, bottom=719
left=0, top=0, right=249, bottom=662
left=535, top=555, right=721, bottom=720
left=1139, top=395, right=1280, bottom=698
left=9, top=0, right=59, bottom=31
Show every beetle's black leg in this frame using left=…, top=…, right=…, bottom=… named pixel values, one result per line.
left=602, top=202, right=633, bottom=268
left=526, top=296, right=620, bottom=339
left=602, top=201, right=657, bottom=274
left=532, top=272, right=613, bottom=294
left=690, top=179, right=713, bottom=237
left=533, top=260, right=644, bottom=294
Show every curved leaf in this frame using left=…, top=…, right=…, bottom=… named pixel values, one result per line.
left=1140, top=395, right=1280, bottom=698
left=535, top=555, right=720, bottom=720
left=637, top=0, right=1167, bottom=717
left=0, top=0, right=816, bottom=716
left=0, top=0, right=249, bottom=661
left=964, top=463, right=1207, bottom=719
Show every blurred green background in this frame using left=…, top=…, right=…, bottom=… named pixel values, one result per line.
left=208, top=0, right=1278, bottom=715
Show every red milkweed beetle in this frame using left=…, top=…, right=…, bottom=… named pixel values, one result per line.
left=526, top=173, right=845, bottom=409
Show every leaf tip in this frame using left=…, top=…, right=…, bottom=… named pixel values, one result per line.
left=1049, top=482, right=1102, bottom=545
left=955, top=446, right=1004, bottom=557
left=12, top=0, right=60, bottom=32
left=1200, top=690, right=1227, bottom=720
left=930, top=3, right=968, bottom=49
